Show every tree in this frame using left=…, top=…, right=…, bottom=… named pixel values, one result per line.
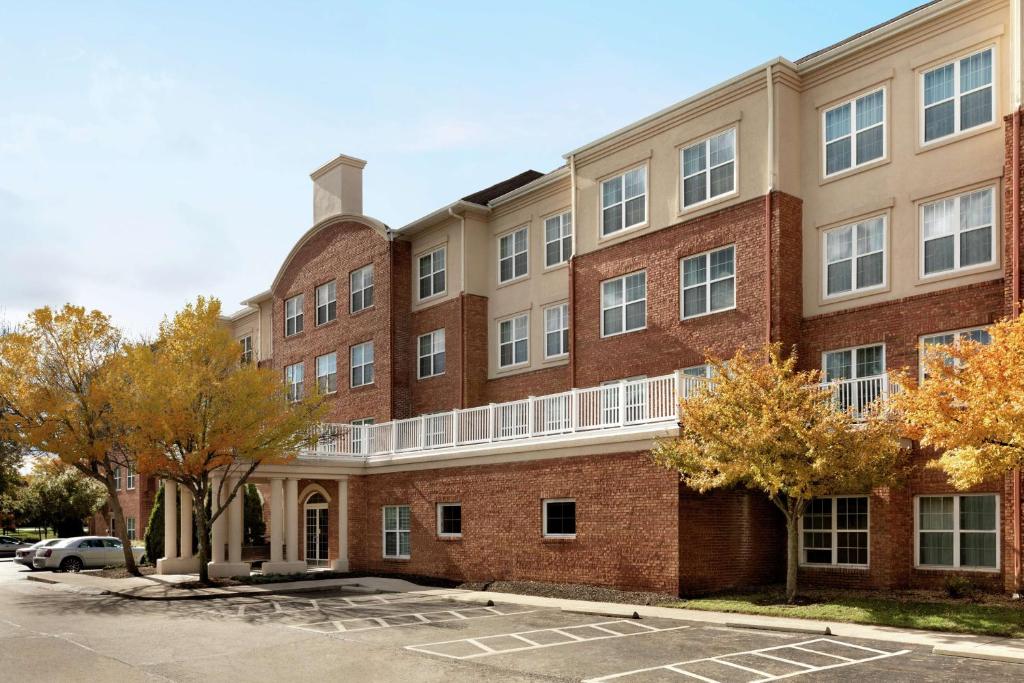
left=15, top=458, right=106, bottom=537
left=891, top=315, right=1024, bottom=488
left=652, top=344, right=904, bottom=602
left=243, top=484, right=266, bottom=546
left=0, top=305, right=141, bottom=573
left=111, top=297, right=325, bottom=583
left=144, top=482, right=165, bottom=566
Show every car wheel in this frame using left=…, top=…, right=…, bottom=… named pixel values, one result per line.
left=59, top=557, right=84, bottom=573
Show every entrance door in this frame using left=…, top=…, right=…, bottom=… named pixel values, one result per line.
left=304, top=493, right=329, bottom=568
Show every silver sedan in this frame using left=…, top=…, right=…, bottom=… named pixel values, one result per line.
left=33, top=536, right=146, bottom=572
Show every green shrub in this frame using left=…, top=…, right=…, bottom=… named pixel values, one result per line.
left=943, top=575, right=979, bottom=600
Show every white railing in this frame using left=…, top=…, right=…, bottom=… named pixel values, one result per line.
left=820, top=375, right=900, bottom=419
left=311, top=372, right=706, bottom=458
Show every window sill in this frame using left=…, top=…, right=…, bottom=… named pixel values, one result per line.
left=350, top=305, right=375, bottom=317
left=680, top=305, right=737, bottom=322
left=818, top=157, right=889, bottom=187
left=598, top=221, right=649, bottom=245
left=676, top=190, right=738, bottom=219
left=542, top=535, right=577, bottom=542
left=543, top=261, right=569, bottom=274
left=496, top=362, right=530, bottom=374
left=913, top=565, right=1000, bottom=574
left=315, top=318, right=339, bottom=330
left=417, top=372, right=446, bottom=382
left=416, top=292, right=448, bottom=307
left=818, top=284, right=890, bottom=308
left=497, top=275, right=529, bottom=290
left=350, top=383, right=376, bottom=392
left=915, top=261, right=1000, bottom=288
left=284, top=331, right=306, bottom=341
left=437, top=535, right=462, bottom=542
left=915, top=120, right=1000, bottom=155
left=383, top=556, right=411, bottom=562
left=542, top=354, right=569, bottom=366
left=799, top=563, right=869, bottom=571
left=600, top=326, right=647, bottom=340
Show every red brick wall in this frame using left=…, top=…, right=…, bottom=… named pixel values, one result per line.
left=390, top=240, right=412, bottom=419
left=462, top=294, right=489, bottom=408
left=1003, top=111, right=1023, bottom=313
left=771, top=192, right=804, bottom=350
left=484, top=366, right=571, bottom=404
left=409, top=298, right=463, bottom=415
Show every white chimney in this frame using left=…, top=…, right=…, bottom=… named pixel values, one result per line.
left=310, top=153, right=366, bottom=223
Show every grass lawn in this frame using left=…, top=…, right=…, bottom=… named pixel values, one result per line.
left=667, top=588, right=1024, bottom=638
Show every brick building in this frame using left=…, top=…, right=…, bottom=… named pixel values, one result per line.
left=151, top=0, right=1024, bottom=594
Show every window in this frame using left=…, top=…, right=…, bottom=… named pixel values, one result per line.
left=383, top=505, right=411, bottom=558
left=418, top=329, right=445, bottom=379
left=544, top=303, right=569, bottom=359
left=681, top=246, right=735, bottom=318
left=922, top=187, right=995, bottom=276
left=437, top=503, right=462, bottom=537
left=601, top=166, right=646, bottom=236
left=126, top=465, right=136, bottom=491
left=544, top=211, right=573, bottom=267
left=350, top=264, right=374, bottom=313
left=499, top=314, right=529, bottom=368
left=316, top=352, right=337, bottom=394
left=315, top=281, right=337, bottom=325
left=499, top=226, right=528, bottom=283
left=239, top=335, right=254, bottom=364
left=682, top=128, right=736, bottom=207
left=351, top=342, right=374, bottom=387
left=285, top=362, right=304, bottom=402
left=824, top=216, right=885, bottom=297
left=418, top=247, right=446, bottom=300
left=683, top=364, right=712, bottom=378
left=923, top=48, right=994, bottom=144
left=351, top=417, right=374, bottom=454
left=824, top=90, right=884, bottom=176
left=113, top=467, right=121, bottom=490
left=285, top=294, right=304, bottom=336
left=543, top=499, right=576, bottom=538
left=126, top=516, right=136, bottom=541
left=800, top=496, right=869, bottom=566
left=917, top=494, right=998, bottom=569
left=920, top=327, right=991, bottom=381
left=601, top=271, right=646, bottom=337
left=823, top=344, right=885, bottom=414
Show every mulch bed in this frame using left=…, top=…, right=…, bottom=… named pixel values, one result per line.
left=455, top=579, right=678, bottom=606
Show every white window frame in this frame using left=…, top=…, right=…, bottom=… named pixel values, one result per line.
left=919, top=326, right=991, bottom=382
left=920, top=46, right=995, bottom=146
left=284, top=362, right=304, bottom=402
left=544, top=211, right=573, bottom=268
left=680, top=127, right=737, bottom=209
left=682, top=364, right=712, bottom=379
left=600, top=165, right=647, bottom=237
left=914, top=494, right=1000, bottom=572
left=239, top=335, right=254, bottom=364
left=823, top=216, right=887, bottom=299
left=315, top=281, right=337, bottom=326
left=798, top=495, right=870, bottom=568
left=284, top=294, right=304, bottom=337
left=680, top=245, right=736, bottom=320
left=113, top=467, right=121, bottom=490
left=126, top=465, right=136, bottom=491
left=600, top=271, right=647, bottom=338
left=350, top=264, right=374, bottom=313
left=382, top=505, right=411, bottom=559
left=350, top=341, right=374, bottom=388
left=126, top=516, right=136, bottom=541
left=542, top=498, right=576, bottom=539
left=315, top=352, right=337, bottom=395
left=417, top=329, right=446, bottom=379
left=822, top=343, right=886, bottom=382
left=498, top=226, right=529, bottom=284
left=543, top=302, right=569, bottom=360
left=822, top=88, right=886, bottom=178
left=919, top=187, right=997, bottom=278
left=498, top=313, right=529, bottom=369
left=436, top=502, right=462, bottom=538
left=418, top=247, right=447, bottom=301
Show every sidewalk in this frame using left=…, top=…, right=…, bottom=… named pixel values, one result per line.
left=27, top=571, right=1024, bottom=665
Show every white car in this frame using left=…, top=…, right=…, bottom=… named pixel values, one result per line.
left=14, top=538, right=63, bottom=569
left=33, top=536, right=146, bottom=572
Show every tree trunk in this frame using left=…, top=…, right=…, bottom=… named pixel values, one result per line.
left=195, top=488, right=210, bottom=585
left=785, top=511, right=799, bottom=604
left=105, top=478, right=140, bottom=576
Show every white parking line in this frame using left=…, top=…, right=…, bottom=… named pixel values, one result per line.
left=405, top=619, right=690, bottom=660
left=583, top=638, right=910, bottom=682
left=287, top=605, right=538, bottom=633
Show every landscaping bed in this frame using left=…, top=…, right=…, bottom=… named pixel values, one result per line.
left=456, top=579, right=678, bottom=606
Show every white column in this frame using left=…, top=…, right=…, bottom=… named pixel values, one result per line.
left=332, top=479, right=349, bottom=572
left=270, top=478, right=284, bottom=563
left=211, top=475, right=226, bottom=564
left=180, top=486, right=193, bottom=559
left=285, top=478, right=299, bottom=563
left=228, top=477, right=243, bottom=564
left=163, top=480, right=178, bottom=559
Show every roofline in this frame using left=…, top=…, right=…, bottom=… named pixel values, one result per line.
left=488, top=165, right=570, bottom=207
left=393, top=200, right=489, bottom=238
left=240, top=290, right=272, bottom=307
left=219, top=306, right=258, bottom=322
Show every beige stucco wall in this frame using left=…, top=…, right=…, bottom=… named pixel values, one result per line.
left=407, top=216, right=464, bottom=313
left=228, top=310, right=261, bottom=362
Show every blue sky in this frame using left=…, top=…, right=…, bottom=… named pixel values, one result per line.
left=1, top=1, right=920, bottom=335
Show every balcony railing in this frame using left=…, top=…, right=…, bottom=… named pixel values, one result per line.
left=305, top=371, right=899, bottom=459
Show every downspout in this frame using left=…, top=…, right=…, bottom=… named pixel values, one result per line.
left=449, top=207, right=468, bottom=407
left=1013, top=0, right=1022, bottom=596
left=568, top=154, right=578, bottom=388
left=386, top=229, right=396, bottom=419
left=764, top=64, right=775, bottom=344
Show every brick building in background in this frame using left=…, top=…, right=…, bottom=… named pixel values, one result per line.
left=148, top=0, right=1024, bottom=594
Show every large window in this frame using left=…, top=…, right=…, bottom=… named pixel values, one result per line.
left=544, top=211, right=572, bottom=267
left=239, top=335, right=253, bottom=364
left=601, top=166, right=646, bottom=236
left=823, top=344, right=885, bottom=414
left=544, top=303, right=569, bottom=359
left=113, top=467, right=121, bottom=490
left=127, top=516, right=136, bottom=542
left=922, top=187, right=995, bottom=276
left=681, top=246, right=735, bottom=319
left=285, top=362, right=304, bottom=402
left=499, top=226, right=529, bottom=283
left=350, top=342, right=374, bottom=387
left=417, top=329, right=445, bottom=379
left=315, top=281, right=336, bottom=326
left=383, top=505, right=411, bottom=559
left=316, top=352, right=337, bottom=394
left=350, top=264, right=374, bottom=313
left=499, top=314, right=529, bottom=368
left=920, top=327, right=991, bottom=381
left=601, top=271, right=646, bottom=337
left=437, top=503, right=462, bottom=538
left=418, top=247, right=446, bottom=300
left=126, top=465, right=136, bottom=491
left=800, top=496, right=869, bottom=567
left=923, top=47, right=994, bottom=144
left=284, top=294, right=304, bottom=336
left=824, top=216, right=885, bottom=297
left=681, top=128, right=736, bottom=207
left=824, top=89, right=884, bottom=176
left=543, top=499, right=576, bottom=538
left=917, top=494, right=998, bottom=569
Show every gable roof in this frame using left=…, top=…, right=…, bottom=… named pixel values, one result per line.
left=460, top=170, right=544, bottom=206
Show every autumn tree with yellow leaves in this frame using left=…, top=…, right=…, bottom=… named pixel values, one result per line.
left=652, top=344, right=904, bottom=602
left=109, top=297, right=325, bottom=583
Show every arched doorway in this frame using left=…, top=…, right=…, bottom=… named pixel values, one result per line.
left=304, top=492, right=329, bottom=567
